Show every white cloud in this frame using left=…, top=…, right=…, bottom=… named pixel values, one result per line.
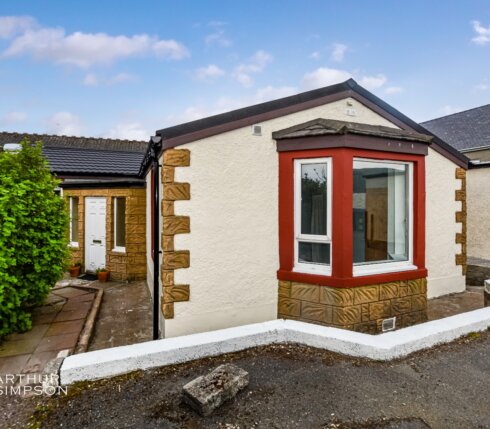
left=331, top=43, right=347, bottom=62
left=0, top=16, right=36, bottom=39
left=105, top=122, right=149, bottom=140
left=440, top=105, right=461, bottom=115
left=152, top=39, right=189, bottom=59
left=471, top=20, right=490, bottom=45
left=83, top=73, right=98, bottom=86
left=475, top=81, right=489, bottom=91
left=83, top=72, right=136, bottom=86
left=205, top=30, right=232, bottom=47
left=1, top=17, right=189, bottom=68
left=302, top=67, right=391, bottom=92
left=46, top=111, right=83, bottom=135
left=302, top=67, right=352, bottom=90
left=384, top=86, right=404, bottom=94
left=194, top=64, right=225, bottom=81
left=232, top=50, right=273, bottom=87
left=164, top=86, right=297, bottom=126
left=310, top=51, right=321, bottom=60
left=254, top=85, right=297, bottom=102
left=0, top=111, right=27, bottom=125
left=359, top=74, right=387, bottom=90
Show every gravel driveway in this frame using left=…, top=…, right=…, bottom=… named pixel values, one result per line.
left=7, top=330, right=490, bottom=429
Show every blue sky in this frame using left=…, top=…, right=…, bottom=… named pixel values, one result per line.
left=0, top=1, right=489, bottom=140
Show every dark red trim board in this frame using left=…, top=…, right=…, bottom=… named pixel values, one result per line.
left=278, top=147, right=426, bottom=288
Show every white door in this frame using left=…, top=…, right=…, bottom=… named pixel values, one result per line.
left=85, top=197, right=106, bottom=272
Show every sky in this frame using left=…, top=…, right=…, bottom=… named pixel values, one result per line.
left=0, top=1, right=489, bottom=140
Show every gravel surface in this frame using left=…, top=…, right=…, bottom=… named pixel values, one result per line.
left=4, top=330, right=490, bottom=429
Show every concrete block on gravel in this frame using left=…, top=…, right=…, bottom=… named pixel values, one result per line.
left=182, top=363, right=249, bottom=416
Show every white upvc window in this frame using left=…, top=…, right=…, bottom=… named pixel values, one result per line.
left=352, top=158, right=415, bottom=277
left=113, top=197, right=126, bottom=252
left=69, top=197, right=79, bottom=247
left=294, top=157, right=332, bottom=275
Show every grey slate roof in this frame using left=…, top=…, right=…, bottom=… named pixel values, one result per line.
left=0, top=132, right=148, bottom=176
left=421, top=104, right=490, bottom=151
left=272, top=118, right=433, bottom=143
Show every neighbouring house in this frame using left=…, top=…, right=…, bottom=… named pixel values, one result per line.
left=141, top=78, right=469, bottom=338
left=422, top=104, right=490, bottom=284
left=0, top=133, right=148, bottom=282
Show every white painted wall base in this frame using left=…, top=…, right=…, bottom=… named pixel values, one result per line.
left=427, top=274, right=466, bottom=298
left=61, top=307, right=490, bottom=385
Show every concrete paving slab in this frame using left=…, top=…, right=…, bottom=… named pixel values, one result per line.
left=34, top=332, right=79, bottom=353
left=88, top=281, right=152, bottom=351
left=65, top=293, right=96, bottom=304
left=45, top=319, right=86, bottom=337
left=31, top=303, right=64, bottom=316
left=428, top=289, right=484, bottom=320
left=54, top=307, right=90, bottom=323
left=7, top=324, right=49, bottom=343
left=0, top=338, right=41, bottom=358
left=53, top=287, right=92, bottom=299
left=21, top=350, right=58, bottom=374
left=0, top=355, right=30, bottom=375
left=61, top=300, right=94, bottom=312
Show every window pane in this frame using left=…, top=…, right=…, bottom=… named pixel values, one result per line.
left=301, top=163, right=327, bottom=236
left=298, top=242, right=330, bottom=265
left=353, top=160, right=408, bottom=265
left=115, top=198, right=126, bottom=248
left=71, top=197, right=79, bottom=242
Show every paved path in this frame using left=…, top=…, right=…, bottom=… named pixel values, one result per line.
left=88, top=280, right=152, bottom=351
left=0, top=280, right=96, bottom=389
left=427, top=287, right=484, bottom=320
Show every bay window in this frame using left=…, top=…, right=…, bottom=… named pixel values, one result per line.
left=294, top=158, right=332, bottom=275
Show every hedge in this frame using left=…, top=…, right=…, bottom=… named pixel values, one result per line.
left=0, top=139, right=69, bottom=339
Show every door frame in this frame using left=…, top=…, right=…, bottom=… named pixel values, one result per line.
left=84, top=197, right=107, bottom=273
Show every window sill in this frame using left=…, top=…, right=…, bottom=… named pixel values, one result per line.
left=293, top=265, right=331, bottom=277
left=69, top=242, right=79, bottom=249
left=278, top=267, right=427, bottom=288
left=112, top=247, right=126, bottom=254
left=353, top=263, right=418, bottom=277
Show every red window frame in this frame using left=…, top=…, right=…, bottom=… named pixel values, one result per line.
left=278, top=147, right=427, bottom=288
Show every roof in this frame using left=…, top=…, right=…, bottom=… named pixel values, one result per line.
left=421, top=104, right=490, bottom=152
left=0, top=132, right=148, bottom=177
left=272, top=118, right=433, bottom=143
left=151, top=79, right=468, bottom=169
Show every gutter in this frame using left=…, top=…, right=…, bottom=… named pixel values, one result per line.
left=150, top=136, right=163, bottom=340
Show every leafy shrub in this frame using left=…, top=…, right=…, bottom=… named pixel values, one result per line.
left=0, top=139, right=69, bottom=339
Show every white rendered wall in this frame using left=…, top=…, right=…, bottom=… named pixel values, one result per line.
left=165, top=97, right=398, bottom=338
left=425, top=148, right=465, bottom=298
left=466, top=168, right=490, bottom=260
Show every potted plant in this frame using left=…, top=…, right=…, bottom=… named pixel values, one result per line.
left=96, top=267, right=110, bottom=282
left=69, top=262, right=82, bottom=278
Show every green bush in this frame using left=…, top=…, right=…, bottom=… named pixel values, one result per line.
left=0, top=139, right=69, bottom=339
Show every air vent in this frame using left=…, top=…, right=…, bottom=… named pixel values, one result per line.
left=252, top=124, right=262, bottom=136
left=381, top=317, right=396, bottom=332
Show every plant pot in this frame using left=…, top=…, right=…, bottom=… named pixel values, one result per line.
left=97, top=271, right=110, bottom=282
left=69, top=266, right=81, bottom=278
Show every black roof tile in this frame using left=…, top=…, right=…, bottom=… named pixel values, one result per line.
left=0, top=132, right=148, bottom=176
